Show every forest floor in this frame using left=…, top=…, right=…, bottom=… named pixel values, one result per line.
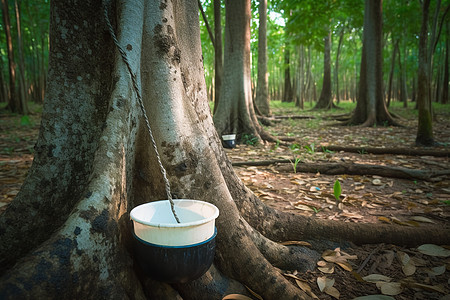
left=1, top=101, right=450, bottom=299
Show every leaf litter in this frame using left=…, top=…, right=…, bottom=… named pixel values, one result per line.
left=2, top=105, right=450, bottom=299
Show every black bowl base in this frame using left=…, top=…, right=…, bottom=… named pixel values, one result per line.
left=132, top=230, right=216, bottom=283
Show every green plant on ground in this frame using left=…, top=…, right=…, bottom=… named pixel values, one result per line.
left=333, top=180, right=342, bottom=201
left=304, top=143, right=316, bottom=154
left=290, top=156, right=302, bottom=173
left=321, top=146, right=334, bottom=154
left=289, top=143, right=301, bottom=153
left=242, top=133, right=259, bottom=146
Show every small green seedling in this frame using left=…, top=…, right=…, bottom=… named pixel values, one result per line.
left=333, top=179, right=342, bottom=205
left=290, top=157, right=301, bottom=173
left=304, top=143, right=316, bottom=154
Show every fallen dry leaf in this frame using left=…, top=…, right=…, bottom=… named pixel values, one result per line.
left=324, top=286, right=340, bottom=299
left=417, top=244, right=450, bottom=257
left=362, top=274, right=393, bottom=283
left=317, top=276, right=335, bottom=292
left=376, top=282, right=403, bottom=296
left=295, top=279, right=320, bottom=299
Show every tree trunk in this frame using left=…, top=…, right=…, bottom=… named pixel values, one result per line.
left=416, top=0, right=434, bottom=146
left=213, top=0, right=273, bottom=142
left=213, top=0, right=223, bottom=114
left=442, top=22, right=449, bottom=104
left=0, top=55, right=7, bottom=103
left=282, top=46, right=293, bottom=102
left=1, top=1, right=447, bottom=299
left=397, top=44, right=408, bottom=108
left=255, top=0, right=270, bottom=116
left=295, top=45, right=305, bottom=109
left=314, top=31, right=333, bottom=109
left=14, top=0, right=28, bottom=115
left=386, top=39, right=399, bottom=108
left=334, top=29, right=344, bottom=105
left=348, top=0, right=398, bottom=126
left=1, top=0, right=18, bottom=113
left=198, top=0, right=214, bottom=48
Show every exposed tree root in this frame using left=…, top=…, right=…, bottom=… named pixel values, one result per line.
left=273, top=115, right=316, bottom=120
left=319, top=145, right=450, bottom=157
left=232, top=159, right=449, bottom=181
left=174, top=265, right=251, bottom=300
left=245, top=218, right=319, bottom=272
left=257, top=115, right=275, bottom=126
left=222, top=164, right=450, bottom=248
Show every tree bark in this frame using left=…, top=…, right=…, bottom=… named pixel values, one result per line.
left=14, top=0, right=28, bottom=115
left=416, top=0, right=434, bottom=146
left=213, top=0, right=223, bottom=114
left=334, top=29, right=344, bottom=105
left=387, top=39, right=399, bottom=108
left=282, top=45, right=293, bottom=102
left=1, top=0, right=18, bottom=113
left=255, top=0, right=270, bottom=116
left=348, top=0, right=398, bottom=126
left=213, top=0, right=273, bottom=143
left=441, top=22, right=449, bottom=104
left=314, top=31, right=333, bottom=109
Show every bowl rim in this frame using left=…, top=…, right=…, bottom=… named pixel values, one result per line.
left=130, top=199, right=219, bottom=228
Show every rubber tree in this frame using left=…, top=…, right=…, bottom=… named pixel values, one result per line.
left=314, top=30, right=334, bottom=109
left=212, top=0, right=223, bottom=114
left=1, top=0, right=18, bottom=113
left=213, top=0, right=272, bottom=142
left=415, top=0, right=450, bottom=145
left=255, top=0, right=270, bottom=116
left=1, top=1, right=448, bottom=299
left=348, top=0, right=398, bottom=126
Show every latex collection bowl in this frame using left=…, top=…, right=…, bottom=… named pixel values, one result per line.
left=130, top=199, right=219, bottom=283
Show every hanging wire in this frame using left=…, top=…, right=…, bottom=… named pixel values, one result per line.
left=103, top=0, right=180, bottom=223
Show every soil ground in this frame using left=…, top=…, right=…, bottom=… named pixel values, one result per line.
left=1, top=101, right=449, bottom=299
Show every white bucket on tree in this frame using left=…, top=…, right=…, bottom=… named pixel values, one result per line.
left=130, top=199, right=219, bottom=246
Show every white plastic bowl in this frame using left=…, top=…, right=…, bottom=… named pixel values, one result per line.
left=130, top=199, right=219, bottom=246
left=222, top=134, right=236, bottom=141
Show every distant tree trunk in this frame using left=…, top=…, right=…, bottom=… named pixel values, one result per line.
left=442, top=23, right=449, bottom=104
left=387, top=39, right=399, bottom=108
left=14, top=0, right=28, bottom=115
left=255, top=0, right=270, bottom=116
left=1, top=0, right=17, bottom=113
left=314, top=31, right=333, bottom=109
left=435, top=57, right=442, bottom=102
left=213, top=0, right=273, bottom=142
left=397, top=44, right=408, bottom=108
left=348, top=0, right=398, bottom=126
left=213, top=0, right=223, bottom=114
left=0, top=56, right=7, bottom=103
left=416, top=0, right=434, bottom=146
left=282, top=46, right=293, bottom=102
left=198, top=0, right=214, bottom=48
left=334, top=29, right=344, bottom=104
left=295, top=45, right=305, bottom=109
